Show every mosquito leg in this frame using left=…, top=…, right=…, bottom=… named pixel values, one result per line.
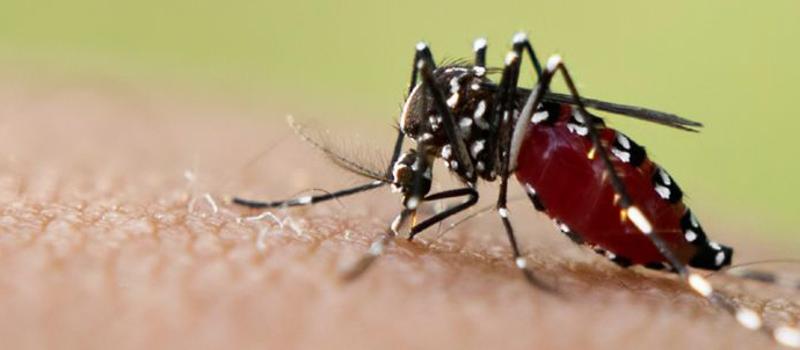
left=477, top=34, right=703, bottom=132
left=407, top=187, right=478, bottom=241
left=387, top=42, right=434, bottom=172
left=511, top=32, right=544, bottom=80
left=232, top=180, right=385, bottom=209
left=340, top=209, right=413, bottom=281
left=515, top=55, right=799, bottom=347
left=512, top=32, right=700, bottom=136
left=522, top=57, right=692, bottom=275
left=473, top=37, right=487, bottom=68
left=344, top=131, right=439, bottom=281
left=485, top=33, right=531, bottom=175
left=415, top=45, right=477, bottom=181
left=489, top=38, right=556, bottom=292
left=497, top=141, right=556, bottom=291
left=497, top=203, right=557, bottom=292
left=236, top=43, right=433, bottom=210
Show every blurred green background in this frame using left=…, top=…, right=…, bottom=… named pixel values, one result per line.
left=0, top=1, right=798, bottom=244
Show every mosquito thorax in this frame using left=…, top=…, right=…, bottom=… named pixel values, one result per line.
left=399, top=65, right=498, bottom=182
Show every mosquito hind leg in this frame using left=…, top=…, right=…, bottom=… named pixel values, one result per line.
left=514, top=54, right=799, bottom=347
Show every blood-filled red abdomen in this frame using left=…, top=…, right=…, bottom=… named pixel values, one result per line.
left=514, top=104, right=701, bottom=266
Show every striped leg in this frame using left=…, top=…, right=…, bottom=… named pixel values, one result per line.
left=233, top=181, right=384, bottom=209
left=492, top=35, right=556, bottom=291
left=233, top=41, right=434, bottom=210
left=407, top=187, right=479, bottom=241
left=512, top=55, right=799, bottom=347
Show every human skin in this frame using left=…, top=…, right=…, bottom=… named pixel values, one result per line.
left=0, top=75, right=796, bottom=350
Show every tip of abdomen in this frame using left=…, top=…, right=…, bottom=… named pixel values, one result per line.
left=689, top=241, right=733, bottom=270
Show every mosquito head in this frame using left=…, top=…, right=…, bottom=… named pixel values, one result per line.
left=399, top=64, right=498, bottom=181
left=390, top=148, right=433, bottom=209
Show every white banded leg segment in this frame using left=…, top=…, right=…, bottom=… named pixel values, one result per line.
left=546, top=55, right=562, bottom=73
left=473, top=37, right=487, bottom=52
left=774, top=326, right=800, bottom=348
left=736, top=308, right=763, bottom=330
left=473, top=37, right=488, bottom=68
left=626, top=206, right=653, bottom=235
left=515, top=257, right=528, bottom=269
left=683, top=272, right=800, bottom=348
left=341, top=210, right=412, bottom=281
left=367, top=239, right=385, bottom=256
left=688, top=273, right=713, bottom=297
left=390, top=212, right=406, bottom=234
left=498, top=207, right=510, bottom=218
left=505, top=51, right=520, bottom=66
left=512, top=31, right=527, bottom=44
left=534, top=55, right=796, bottom=347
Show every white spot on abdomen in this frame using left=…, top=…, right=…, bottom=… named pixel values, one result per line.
left=715, top=251, right=726, bottom=266
left=567, top=123, right=588, bottom=136
left=611, top=148, right=631, bottom=163
left=659, top=169, right=672, bottom=186
left=616, top=133, right=631, bottom=150
left=531, top=110, right=549, bottom=124
left=655, top=185, right=671, bottom=200
left=685, top=230, right=698, bottom=242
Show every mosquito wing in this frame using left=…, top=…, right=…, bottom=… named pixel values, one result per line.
left=287, top=116, right=392, bottom=183
left=542, top=92, right=703, bottom=132
left=496, top=84, right=703, bottom=132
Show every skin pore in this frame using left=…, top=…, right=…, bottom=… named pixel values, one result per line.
left=0, top=74, right=796, bottom=350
